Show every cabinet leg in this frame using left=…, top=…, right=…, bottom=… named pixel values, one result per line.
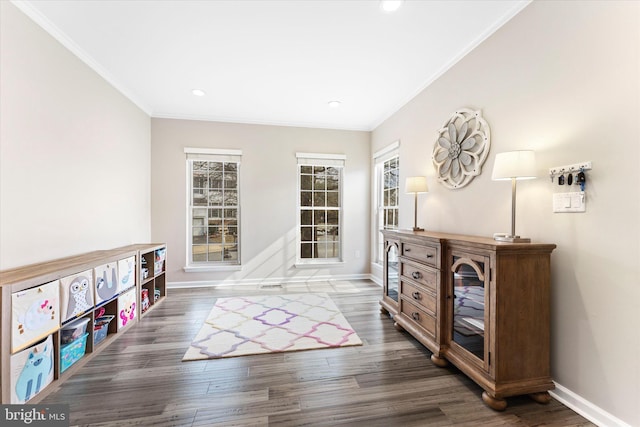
left=529, top=391, right=552, bottom=404
left=482, top=391, right=507, bottom=411
left=380, top=306, right=389, bottom=315
left=393, top=322, right=404, bottom=332
left=430, top=354, right=448, bottom=367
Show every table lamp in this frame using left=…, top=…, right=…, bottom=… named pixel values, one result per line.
left=491, top=151, right=536, bottom=243
left=405, top=176, right=428, bottom=231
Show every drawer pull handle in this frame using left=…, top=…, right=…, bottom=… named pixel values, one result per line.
left=412, top=291, right=421, bottom=300
left=411, top=271, right=422, bottom=280
left=405, top=248, right=411, bottom=252
left=426, top=254, right=433, bottom=258
left=411, top=312, right=420, bottom=321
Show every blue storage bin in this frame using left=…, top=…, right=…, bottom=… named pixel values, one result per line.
left=61, top=317, right=90, bottom=345
left=60, top=332, right=88, bottom=373
left=93, top=315, right=115, bottom=345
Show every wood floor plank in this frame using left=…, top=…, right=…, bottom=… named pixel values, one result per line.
left=38, top=280, right=594, bottom=426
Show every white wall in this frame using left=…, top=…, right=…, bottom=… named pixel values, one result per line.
left=371, top=1, right=639, bottom=426
left=151, top=118, right=370, bottom=285
left=0, top=2, right=151, bottom=269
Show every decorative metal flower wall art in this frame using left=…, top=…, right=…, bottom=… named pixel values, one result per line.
left=432, top=108, right=491, bottom=189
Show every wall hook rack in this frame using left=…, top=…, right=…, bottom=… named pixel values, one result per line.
left=549, top=161, right=592, bottom=182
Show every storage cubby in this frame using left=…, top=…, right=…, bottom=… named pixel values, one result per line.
left=0, top=243, right=167, bottom=404
left=137, top=244, right=167, bottom=318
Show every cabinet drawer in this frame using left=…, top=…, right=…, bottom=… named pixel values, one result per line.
left=401, top=299, right=436, bottom=337
left=402, top=243, right=437, bottom=266
left=400, top=280, right=436, bottom=315
left=400, top=261, right=438, bottom=292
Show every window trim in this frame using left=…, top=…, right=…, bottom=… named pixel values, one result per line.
left=373, top=141, right=400, bottom=265
left=184, top=147, right=242, bottom=270
left=295, top=152, right=345, bottom=266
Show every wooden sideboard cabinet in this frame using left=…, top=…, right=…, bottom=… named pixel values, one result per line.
left=380, top=229, right=556, bottom=410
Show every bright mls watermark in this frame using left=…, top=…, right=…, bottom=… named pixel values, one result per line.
left=1, top=404, right=69, bottom=426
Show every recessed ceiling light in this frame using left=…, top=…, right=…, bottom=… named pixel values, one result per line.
left=328, top=101, right=341, bottom=108
left=192, top=89, right=206, bottom=97
left=380, top=0, right=403, bottom=13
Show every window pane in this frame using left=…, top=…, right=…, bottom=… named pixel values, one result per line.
left=193, top=189, right=207, bottom=206
left=225, top=208, right=237, bottom=218
left=192, top=227, right=206, bottom=244
left=208, top=227, right=221, bottom=242
left=327, top=211, right=338, bottom=225
left=326, top=226, right=339, bottom=241
left=314, top=210, right=326, bottom=225
left=224, top=190, right=238, bottom=205
left=208, top=244, right=222, bottom=262
left=301, top=227, right=313, bottom=241
left=209, top=170, right=223, bottom=189
left=301, top=243, right=313, bottom=258
left=326, top=175, right=339, bottom=190
left=314, top=176, right=326, bottom=190
left=192, top=245, right=207, bottom=262
left=224, top=245, right=238, bottom=261
left=301, top=191, right=312, bottom=207
left=313, top=192, right=326, bottom=207
left=325, top=242, right=339, bottom=257
left=301, top=175, right=312, bottom=191
left=193, top=208, right=206, bottom=226
left=313, top=166, right=325, bottom=175
left=208, top=190, right=223, bottom=205
left=301, top=166, right=312, bottom=174
left=193, top=171, right=207, bottom=189
left=300, top=210, right=312, bottom=225
left=224, top=163, right=237, bottom=172
left=226, top=226, right=238, bottom=242
left=327, top=192, right=339, bottom=207
left=326, top=167, right=339, bottom=176
left=390, top=188, right=397, bottom=206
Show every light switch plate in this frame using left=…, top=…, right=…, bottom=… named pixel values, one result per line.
left=553, top=192, right=586, bottom=213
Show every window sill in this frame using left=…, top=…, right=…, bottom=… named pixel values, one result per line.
left=183, top=265, right=242, bottom=273
left=294, top=261, right=345, bottom=269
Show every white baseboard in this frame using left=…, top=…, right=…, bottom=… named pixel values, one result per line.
left=551, top=382, right=632, bottom=427
left=168, top=273, right=375, bottom=289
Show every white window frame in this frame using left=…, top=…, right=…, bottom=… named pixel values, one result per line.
left=373, top=141, right=400, bottom=265
left=295, top=152, right=345, bottom=266
left=184, top=147, right=242, bottom=272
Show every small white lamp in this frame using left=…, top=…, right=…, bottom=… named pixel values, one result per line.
left=491, top=151, right=536, bottom=243
left=405, top=176, right=429, bottom=231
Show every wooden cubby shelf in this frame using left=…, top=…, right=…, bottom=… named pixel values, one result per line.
left=0, top=243, right=167, bottom=404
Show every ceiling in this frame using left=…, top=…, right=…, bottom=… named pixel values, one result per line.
left=15, top=0, right=530, bottom=131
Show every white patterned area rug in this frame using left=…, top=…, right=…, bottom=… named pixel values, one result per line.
left=182, top=293, right=362, bottom=361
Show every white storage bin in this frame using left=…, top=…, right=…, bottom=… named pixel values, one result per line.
left=11, top=281, right=60, bottom=353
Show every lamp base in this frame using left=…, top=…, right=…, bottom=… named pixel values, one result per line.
left=493, top=234, right=531, bottom=243
left=412, top=227, right=424, bottom=232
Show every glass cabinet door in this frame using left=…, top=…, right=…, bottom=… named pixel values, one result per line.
left=449, top=253, right=489, bottom=365
left=385, top=242, right=399, bottom=303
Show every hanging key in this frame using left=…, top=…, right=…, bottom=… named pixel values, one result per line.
left=576, top=169, right=586, bottom=191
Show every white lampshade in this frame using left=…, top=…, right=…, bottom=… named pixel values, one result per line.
left=405, top=176, right=429, bottom=193
left=492, top=151, right=537, bottom=180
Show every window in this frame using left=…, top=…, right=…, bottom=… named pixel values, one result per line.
left=374, top=142, right=400, bottom=264
left=296, top=153, right=345, bottom=264
left=185, top=148, right=241, bottom=267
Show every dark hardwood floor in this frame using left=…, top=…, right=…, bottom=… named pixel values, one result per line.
left=41, top=280, right=594, bottom=426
